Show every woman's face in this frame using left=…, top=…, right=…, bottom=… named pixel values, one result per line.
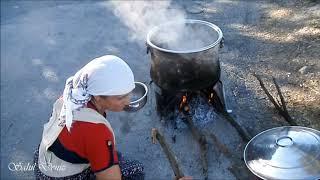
left=98, top=94, right=131, bottom=112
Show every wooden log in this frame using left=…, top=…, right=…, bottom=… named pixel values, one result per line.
left=206, top=132, right=257, bottom=180
left=219, top=111, right=252, bottom=142
left=206, top=132, right=231, bottom=157
left=151, top=128, right=184, bottom=179
left=201, top=89, right=252, bottom=142
left=228, top=163, right=260, bottom=180
left=183, top=113, right=209, bottom=180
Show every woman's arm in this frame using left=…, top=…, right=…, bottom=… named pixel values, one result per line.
left=95, top=164, right=121, bottom=180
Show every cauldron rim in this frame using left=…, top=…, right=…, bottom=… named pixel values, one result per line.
left=146, top=19, right=223, bottom=54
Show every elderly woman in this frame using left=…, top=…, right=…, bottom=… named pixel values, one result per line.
left=33, top=55, right=144, bottom=179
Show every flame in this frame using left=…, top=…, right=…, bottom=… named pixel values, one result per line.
left=208, top=92, right=214, bottom=103
left=179, top=95, right=190, bottom=112
left=182, top=95, right=187, bottom=103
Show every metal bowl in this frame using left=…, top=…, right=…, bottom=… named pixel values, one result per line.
left=124, top=82, right=148, bottom=112
left=244, top=126, right=320, bottom=180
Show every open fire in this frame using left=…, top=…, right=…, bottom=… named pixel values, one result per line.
left=151, top=78, right=230, bottom=180
left=155, top=80, right=227, bottom=117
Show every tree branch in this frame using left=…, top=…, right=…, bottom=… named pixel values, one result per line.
left=254, top=74, right=297, bottom=126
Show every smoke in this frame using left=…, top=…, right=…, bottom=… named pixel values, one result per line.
left=105, top=1, right=186, bottom=44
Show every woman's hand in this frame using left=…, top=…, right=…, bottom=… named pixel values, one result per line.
left=95, top=165, right=121, bottom=180
left=178, top=176, right=192, bottom=180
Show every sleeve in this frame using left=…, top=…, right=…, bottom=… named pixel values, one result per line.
left=82, top=123, right=119, bottom=173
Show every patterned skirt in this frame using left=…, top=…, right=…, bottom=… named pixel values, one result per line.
left=33, top=148, right=144, bottom=180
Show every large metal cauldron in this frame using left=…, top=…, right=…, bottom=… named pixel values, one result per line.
left=146, top=19, right=223, bottom=92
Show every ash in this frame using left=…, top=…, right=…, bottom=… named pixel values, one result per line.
left=175, top=94, right=218, bottom=129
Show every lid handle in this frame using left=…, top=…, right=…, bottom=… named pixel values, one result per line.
left=276, top=136, right=293, bottom=147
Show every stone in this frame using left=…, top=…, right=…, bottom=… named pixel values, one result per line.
left=298, top=66, right=311, bottom=74
left=144, top=110, right=151, bottom=116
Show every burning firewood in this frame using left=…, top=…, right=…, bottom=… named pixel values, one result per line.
left=151, top=128, right=184, bottom=179
left=183, top=112, right=209, bottom=180
left=206, top=132, right=231, bottom=157
left=200, top=83, right=252, bottom=142
left=179, top=95, right=209, bottom=180
left=254, top=74, right=297, bottom=126
left=219, top=112, right=252, bottom=142
left=228, top=163, right=259, bottom=180
left=204, top=131, right=257, bottom=180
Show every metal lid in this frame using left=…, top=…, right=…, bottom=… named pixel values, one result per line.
left=244, top=126, right=320, bottom=180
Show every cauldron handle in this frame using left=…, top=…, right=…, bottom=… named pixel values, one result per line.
left=146, top=42, right=151, bottom=54
left=219, top=37, right=224, bottom=48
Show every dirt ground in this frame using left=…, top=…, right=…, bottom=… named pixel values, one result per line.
left=1, top=0, right=319, bottom=179
left=258, top=0, right=320, bottom=130
left=216, top=0, right=320, bottom=133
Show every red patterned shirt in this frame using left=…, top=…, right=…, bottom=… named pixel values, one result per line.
left=56, top=101, right=119, bottom=173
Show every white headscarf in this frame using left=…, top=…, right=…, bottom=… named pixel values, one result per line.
left=60, top=55, right=135, bottom=131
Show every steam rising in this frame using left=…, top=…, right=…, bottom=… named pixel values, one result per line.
left=105, top=1, right=220, bottom=51
left=151, top=22, right=219, bottom=51
left=106, top=1, right=186, bottom=43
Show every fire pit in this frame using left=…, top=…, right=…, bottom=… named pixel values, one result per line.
left=146, top=19, right=254, bottom=180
